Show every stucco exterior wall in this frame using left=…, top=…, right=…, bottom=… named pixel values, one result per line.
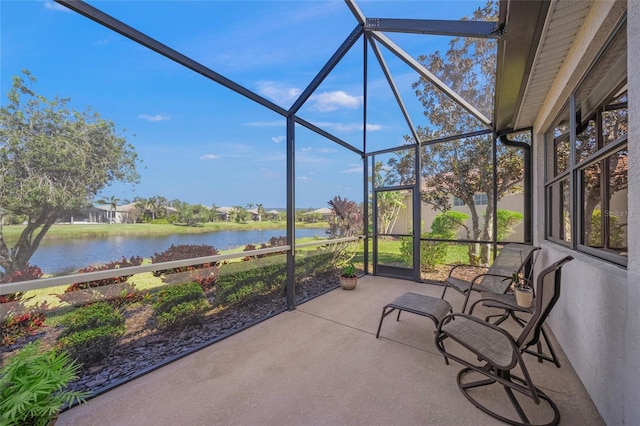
left=531, top=1, right=637, bottom=424
left=391, top=193, right=525, bottom=241
left=624, top=2, right=640, bottom=424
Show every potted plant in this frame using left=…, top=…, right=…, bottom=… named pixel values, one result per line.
left=340, top=262, right=358, bottom=290
left=512, top=272, right=533, bottom=308
left=0, top=341, right=88, bottom=426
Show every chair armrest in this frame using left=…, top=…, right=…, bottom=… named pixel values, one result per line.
left=468, top=292, right=533, bottom=316
left=469, top=272, right=513, bottom=286
left=468, top=294, right=513, bottom=315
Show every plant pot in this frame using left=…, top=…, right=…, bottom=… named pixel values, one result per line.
left=340, top=276, right=357, bottom=290
left=515, top=287, right=533, bottom=308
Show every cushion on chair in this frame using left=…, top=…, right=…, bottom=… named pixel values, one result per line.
left=440, top=317, right=515, bottom=369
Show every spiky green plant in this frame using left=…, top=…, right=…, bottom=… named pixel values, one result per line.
left=0, top=341, right=88, bottom=426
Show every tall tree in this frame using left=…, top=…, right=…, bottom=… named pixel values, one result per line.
left=256, top=203, right=264, bottom=222
left=0, top=71, right=139, bottom=281
left=411, top=0, right=524, bottom=264
left=98, top=195, right=120, bottom=223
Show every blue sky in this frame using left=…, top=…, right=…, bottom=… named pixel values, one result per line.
left=1, top=0, right=487, bottom=209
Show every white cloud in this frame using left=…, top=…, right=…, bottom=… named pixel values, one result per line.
left=340, top=163, right=363, bottom=174
left=365, top=123, right=384, bottom=131
left=255, top=81, right=301, bottom=105
left=212, top=142, right=252, bottom=159
left=317, top=147, right=337, bottom=153
left=297, top=176, right=311, bottom=181
left=200, top=154, right=221, bottom=160
left=272, top=136, right=285, bottom=144
left=310, top=121, right=383, bottom=132
left=261, top=153, right=286, bottom=162
left=302, top=146, right=312, bottom=152
left=139, top=114, right=171, bottom=122
left=44, top=1, right=71, bottom=12
left=309, top=91, right=362, bottom=112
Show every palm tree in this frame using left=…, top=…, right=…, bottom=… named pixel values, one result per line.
left=256, top=203, right=264, bottom=222
left=98, top=195, right=119, bottom=223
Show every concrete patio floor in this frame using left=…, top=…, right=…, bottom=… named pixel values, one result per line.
left=57, top=275, right=604, bottom=426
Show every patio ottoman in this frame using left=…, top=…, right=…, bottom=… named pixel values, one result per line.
left=376, top=292, right=452, bottom=338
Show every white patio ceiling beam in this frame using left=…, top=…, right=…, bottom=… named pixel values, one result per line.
left=370, top=31, right=492, bottom=127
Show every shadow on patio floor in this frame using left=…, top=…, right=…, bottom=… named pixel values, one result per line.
left=57, top=275, right=604, bottom=426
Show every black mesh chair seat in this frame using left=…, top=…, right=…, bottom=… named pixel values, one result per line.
left=441, top=243, right=540, bottom=313
left=435, top=256, right=573, bottom=426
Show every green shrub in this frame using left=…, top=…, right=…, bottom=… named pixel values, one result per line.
left=400, top=236, right=448, bottom=272
left=153, top=282, right=208, bottom=314
left=58, top=302, right=125, bottom=364
left=154, top=298, right=210, bottom=329
left=215, top=261, right=285, bottom=305
left=295, top=250, right=333, bottom=278
left=400, top=212, right=469, bottom=272
left=496, top=209, right=524, bottom=241
left=0, top=342, right=87, bottom=426
left=58, top=326, right=125, bottom=364
left=153, top=282, right=210, bottom=329
left=430, top=211, right=469, bottom=239
left=60, top=302, right=124, bottom=336
left=149, top=218, right=170, bottom=224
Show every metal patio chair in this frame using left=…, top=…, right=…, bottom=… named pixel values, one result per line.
left=441, top=243, right=540, bottom=313
left=468, top=288, right=562, bottom=368
left=434, top=256, right=573, bottom=426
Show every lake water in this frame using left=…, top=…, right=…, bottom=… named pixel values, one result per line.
left=30, top=228, right=327, bottom=274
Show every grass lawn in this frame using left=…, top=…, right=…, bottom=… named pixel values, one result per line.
left=373, top=239, right=472, bottom=266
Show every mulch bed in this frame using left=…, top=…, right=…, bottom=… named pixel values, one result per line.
left=1, top=267, right=466, bottom=399
left=1, top=273, right=340, bottom=398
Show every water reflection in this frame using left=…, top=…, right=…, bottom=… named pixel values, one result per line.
left=31, top=228, right=326, bottom=274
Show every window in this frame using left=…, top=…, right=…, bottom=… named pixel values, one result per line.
left=474, top=193, right=488, bottom=205
left=545, top=20, right=627, bottom=265
left=453, top=193, right=488, bottom=206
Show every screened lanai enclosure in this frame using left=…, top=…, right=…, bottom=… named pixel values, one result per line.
left=1, top=0, right=533, bottom=398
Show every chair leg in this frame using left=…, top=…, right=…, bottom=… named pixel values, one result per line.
left=461, top=291, right=472, bottom=313
left=502, top=311, right=561, bottom=368
left=541, top=326, right=561, bottom=368
left=456, top=367, right=561, bottom=426
left=376, top=306, right=396, bottom=338
left=441, top=282, right=450, bottom=299
left=525, top=325, right=561, bottom=368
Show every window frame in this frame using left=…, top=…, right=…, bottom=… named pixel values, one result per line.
left=544, top=20, right=628, bottom=267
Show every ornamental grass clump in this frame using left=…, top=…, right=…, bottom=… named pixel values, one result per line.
left=153, top=282, right=210, bottom=329
left=0, top=341, right=88, bottom=426
left=58, top=302, right=125, bottom=364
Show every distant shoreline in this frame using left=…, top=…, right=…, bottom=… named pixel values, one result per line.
left=1, top=221, right=329, bottom=243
